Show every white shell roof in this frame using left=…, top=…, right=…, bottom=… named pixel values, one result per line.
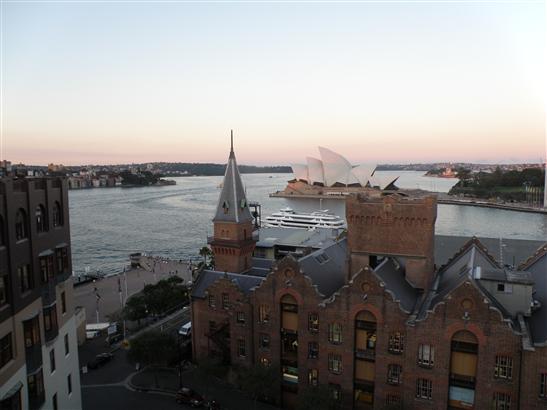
left=290, top=163, right=308, bottom=182
left=307, top=157, right=325, bottom=185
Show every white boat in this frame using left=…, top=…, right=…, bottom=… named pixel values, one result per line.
left=264, top=207, right=346, bottom=229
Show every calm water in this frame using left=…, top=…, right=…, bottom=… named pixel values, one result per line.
left=69, top=171, right=547, bottom=275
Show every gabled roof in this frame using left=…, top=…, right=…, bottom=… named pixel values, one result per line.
left=520, top=244, right=547, bottom=345
left=298, top=239, right=348, bottom=297
left=213, top=136, right=253, bottom=223
left=373, top=258, right=420, bottom=313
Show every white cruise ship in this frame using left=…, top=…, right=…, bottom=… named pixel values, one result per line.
left=264, top=207, right=346, bottom=229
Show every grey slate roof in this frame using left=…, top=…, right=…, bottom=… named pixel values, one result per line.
left=521, top=247, right=547, bottom=345
left=373, top=258, right=420, bottom=313
left=213, top=144, right=253, bottom=223
left=191, top=270, right=263, bottom=299
left=298, top=239, right=348, bottom=298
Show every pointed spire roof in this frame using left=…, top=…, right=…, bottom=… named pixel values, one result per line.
left=213, top=131, right=253, bottom=223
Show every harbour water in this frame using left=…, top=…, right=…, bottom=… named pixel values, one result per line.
left=69, top=171, right=547, bottom=276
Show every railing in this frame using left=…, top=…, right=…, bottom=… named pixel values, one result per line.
left=355, top=348, right=376, bottom=361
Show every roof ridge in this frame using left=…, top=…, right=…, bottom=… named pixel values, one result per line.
left=518, top=243, right=547, bottom=270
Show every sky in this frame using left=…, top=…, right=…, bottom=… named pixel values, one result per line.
left=1, top=1, right=545, bottom=166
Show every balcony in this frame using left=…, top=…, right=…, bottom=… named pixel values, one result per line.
left=355, top=348, right=375, bottom=361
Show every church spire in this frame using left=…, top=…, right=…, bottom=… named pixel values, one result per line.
left=213, top=131, right=253, bottom=223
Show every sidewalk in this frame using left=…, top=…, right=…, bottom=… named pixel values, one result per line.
left=130, top=367, right=280, bottom=410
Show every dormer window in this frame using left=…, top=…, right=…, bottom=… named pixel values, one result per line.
left=222, top=200, right=229, bottom=214
left=497, top=283, right=512, bottom=294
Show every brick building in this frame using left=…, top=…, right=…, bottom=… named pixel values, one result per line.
left=0, top=176, right=82, bottom=410
left=191, top=142, right=547, bottom=409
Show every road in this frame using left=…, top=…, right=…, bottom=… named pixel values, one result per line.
left=82, top=386, right=187, bottom=410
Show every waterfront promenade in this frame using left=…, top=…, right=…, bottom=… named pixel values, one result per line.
left=73, top=257, right=191, bottom=324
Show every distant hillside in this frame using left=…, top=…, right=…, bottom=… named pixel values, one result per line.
left=158, top=162, right=291, bottom=176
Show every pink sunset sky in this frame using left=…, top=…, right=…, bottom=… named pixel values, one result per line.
left=1, top=2, right=545, bottom=166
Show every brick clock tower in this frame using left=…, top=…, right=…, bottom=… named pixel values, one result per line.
left=208, top=132, right=257, bottom=273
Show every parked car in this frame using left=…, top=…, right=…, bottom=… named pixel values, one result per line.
left=175, top=387, right=204, bottom=407
left=105, top=333, right=123, bottom=345
left=178, top=322, right=192, bottom=338
left=87, top=352, right=114, bottom=369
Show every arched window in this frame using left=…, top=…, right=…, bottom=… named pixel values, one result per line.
left=36, top=205, right=47, bottom=233
left=52, top=202, right=63, bottom=227
left=15, top=209, right=28, bottom=241
left=449, top=330, right=478, bottom=407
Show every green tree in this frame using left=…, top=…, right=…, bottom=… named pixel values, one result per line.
left=123, top=294, right=147, bottom=324
left=238, top=363, right=280, bottom=408
left=198, top=246, right=214, bottom=269
left=193, top=357, right=228, bottom=397
left=296, top=385, right=338, bottom=410
left=127, top=331, right=178, bottom=387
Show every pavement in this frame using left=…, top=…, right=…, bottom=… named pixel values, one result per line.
left=73, top=257, right=191, bottom=324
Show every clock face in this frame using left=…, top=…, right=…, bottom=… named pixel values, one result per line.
left=361, top=282, right=371, bottom=292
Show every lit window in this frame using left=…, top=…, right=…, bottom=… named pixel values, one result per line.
left=492, top=392, right=511, bottom=410
left=328, top=323, right=343, bottom=344
left=494, top=356, right=513, bottom=380
left=330, top=384, right=341, bottom=401
left=416, top=378, right=432, bottom=400
left=387, top=364, right=402, bottom=385
left=308, top=342, right=318, bottom=359
left=308, top=369, right=318, bottom=386
left=258, top=305, right=270, bottom=323
left=328, top=353, right=342, bottom=374
left=541, top=374, right=547, bottom=398
left=237, top=338, right=246, bottom=357
left=418, top=344, right=435, bottom=367
left=260, top=357, right=271, bottom=367
left=236, top=312, right=245, bottom=324
left=308, top=312, right=319, bottom=332
left=388, top=332, right=404, bottom=354
left=222, top=293, right=229, bottom=310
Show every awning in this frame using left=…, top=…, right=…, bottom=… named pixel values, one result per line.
left=55, top=242, right=68, bottom=249
left=38, top=249, right=54, bottom=257
left=1, top=381, right=23, bottom=400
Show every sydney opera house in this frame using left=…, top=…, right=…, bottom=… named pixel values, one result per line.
left=290, top=147, right=397, bottom=190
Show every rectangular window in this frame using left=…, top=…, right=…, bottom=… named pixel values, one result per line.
left=0, top=333, right=13, bottom=368
left=259, top=334, right=270, bottom=350
left=40, top=256, right=55, bottom=283
left=492, top=392, right=511, bottom=410
left=50, top=349, right=56, bottom=373
left=0, top=275, right=7, bottom=306
left=308, top=369, right=318, bottom=386
left=388, top=332, right=404, bottom=354
left=330, top=384, right=341, bottom=401
left=208, top=294, right=216, bottom=308
left=67, top=374, right=72, bottom=395
left=55, top=247, right=68, bottom=274
left=387, top=364, right=402, bottom=385
left=418, top=344, right=435, bottom=367
left=541, top=373, right=547, bottom=398
left=18, top=265, right=33, bottom=293
left=52, top=393, right=58, bottom=410
left=328, top=323, right=343, bottom=344
left=222, top=293, right=229, bottom=310
left=237, top=338, right=246, bottom=357
left=386, top=394, right=401, bottom=407
left=236, top=312, right=245, bottom=324
left=416, top=378, right=432, bottom=400
left=328, top=353, right=342, bottom=374
left=308, top=342, right=318, bottom=359
left=494, top=356, right=513, bottom=380
left=258, top=305, right=270, bottom=324
left=27, top=370, right=44, bottom=403
left=64, top=334, right=69, bottom=355
left=61, top=291, right=67, bottom=314
left=43, top=306, right=58, bottom=332
left=308, top=313, right=319, bottom=332
left=24, top=317, right=41, bottom=348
